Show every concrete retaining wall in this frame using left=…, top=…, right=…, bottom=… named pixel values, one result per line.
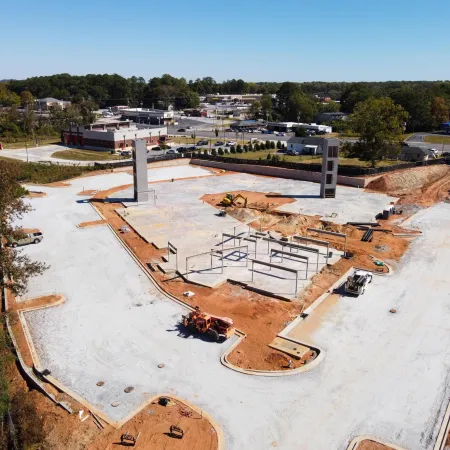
left=190, top=159, right=367, bottom=188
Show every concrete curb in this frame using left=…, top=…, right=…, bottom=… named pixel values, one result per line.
left=433, top=398, right=450, bottom=450
left=347, top=435, right=408, bottom=450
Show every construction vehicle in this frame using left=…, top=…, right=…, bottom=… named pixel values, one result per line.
left=183, top=306, right=236, bottom=342
left=344, top=270, right=373, bottom=296
left=221, top=193, right=248, bottom=208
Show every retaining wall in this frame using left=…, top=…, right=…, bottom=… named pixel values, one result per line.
left=190, top=159, right=367, bottom=187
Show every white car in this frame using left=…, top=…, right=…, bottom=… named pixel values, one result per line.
left=166, top=149, right=178, bottom=155
left=226, top=141, right=236, bottom=146
left=120, top=150, right=131, bottom=157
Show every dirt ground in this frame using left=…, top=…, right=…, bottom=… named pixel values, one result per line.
left=77, top=220, right=107, bottom=228
left=77, top=189, right=99, bottom=196
left=88, top=399, right=218, bottom=450
left=25, top=190, right=47, bottom=198
left=356, top=440, right=395, bottom=450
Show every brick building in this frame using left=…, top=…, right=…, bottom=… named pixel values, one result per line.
left=62, top=121, right=167, bottom=151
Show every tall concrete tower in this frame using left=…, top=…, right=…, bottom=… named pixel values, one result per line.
left=133, top=139, right=148, bottom=202
left=320, top=138, right=340, bottom=198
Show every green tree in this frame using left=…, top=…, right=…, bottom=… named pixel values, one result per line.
left=430, top=96, right=449, bottom=129
left=260, top=94, right=273, bottom=118
left=248, top=101, right=261, bottom=119
left=0, top=84, right=20, bottom=106
left=20, top=90, right=34, bottom=108
left=295, top=127, right=306, bottom=137
left=230, top=145, right=236, bottom=154
left=340, top=83, right=374, bottom=113
left=0, top=161, right=49, bottom=295
left=276, top=140, right=282, bottom=149
left=349, top=97, right=409, bottom=167
left=390, top=86, right=432, bottom=132
left=218, top=148, right=224, bottom=155
left=266, top=153, right=272, bottom=160
left=317, top=101, right=340, bottom=114
left=270, top=141, right=275, bottom=149
left=248, top=143, right=253, bottom=151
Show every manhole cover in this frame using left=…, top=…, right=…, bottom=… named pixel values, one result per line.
left=96, top=381, right=105, bottom=387
left=124, top=386, right=134, bottom=393
left=111, top=401, right=120, bottom=407
left=158, top=363, right=165, bottom=368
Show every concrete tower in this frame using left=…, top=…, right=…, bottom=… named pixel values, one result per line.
left=320, top=138, right=340, bottom=198
left=133, top=139, right=148, bottom=202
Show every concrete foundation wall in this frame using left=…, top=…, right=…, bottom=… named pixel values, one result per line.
left=190, top=159, right=367, bottom=188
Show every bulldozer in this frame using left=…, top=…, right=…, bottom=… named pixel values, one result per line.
left=221, top=193, right=248, bottom=208
left=183, top=306, right=236, bottom=342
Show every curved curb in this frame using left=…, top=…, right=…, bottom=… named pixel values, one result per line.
left=347, top=435, right=408, bottom=450
left=433, top=397, right=450, bottom=450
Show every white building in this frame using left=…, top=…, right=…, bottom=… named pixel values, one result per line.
left=35, top=97, right=71, bottom=111
left=267, top=122, right=332, bottom=134
left=287, top=137, right=324, bottom=155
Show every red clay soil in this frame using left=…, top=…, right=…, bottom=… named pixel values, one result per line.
left=88, top=399, right=218, bottom=450
left=78, top=220, right=107, bottom=228
left=356, top=440, right=394, bottom=450
left=77, top=189, right=99, bottom=196
left=201, top=190, right=296, bottom=210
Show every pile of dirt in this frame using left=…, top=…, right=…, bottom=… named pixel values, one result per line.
left=227, top=207, right=261, bottom=223
left=367, top=165, right=449, bottom=194
left=271, top=213, right=322, bottom=236
left=88, top=398, right=218, bottom=450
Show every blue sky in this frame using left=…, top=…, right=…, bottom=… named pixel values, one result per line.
left=2, top=0, right=449, bottom=82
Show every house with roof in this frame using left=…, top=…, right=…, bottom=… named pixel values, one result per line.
left=35, top=97, right=71, bottom=111
left=287, top=136, right=326, bottom=155
left=400, top=146, right=429, bottom=162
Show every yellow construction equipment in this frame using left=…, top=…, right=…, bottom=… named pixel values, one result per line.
left=221, top=193, right=248, bottom=207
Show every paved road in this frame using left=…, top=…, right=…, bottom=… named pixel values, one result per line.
left=16, top=166, right=450, bottom=450
left=406, top=133, right=450, bottom=152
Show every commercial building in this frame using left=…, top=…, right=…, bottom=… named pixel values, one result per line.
left=35, top=97, right=71, bottom=111
left=120, top=108, right=174, bottom=125
left=287, top=136, right=326, bottom=155
left=62, top=121, right=167, bottom=151
left=316, top=112, right=349, bottom=124
left=267, top=122, right=332, bottom=134
left=230, top=119, right=266, bottom=130
left=205, top=93, right=266, bottom=103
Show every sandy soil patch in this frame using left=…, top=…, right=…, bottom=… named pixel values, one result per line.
left=77, top=189, right=99, bottom=196
left=25, top=191, right=47, bottom=198
left=357, top=440, right=395, bottom=449
left=88, top=398, right=218, bottom=450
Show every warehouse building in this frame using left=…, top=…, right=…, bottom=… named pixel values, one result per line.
left=62, top=121, right=167, bottom=151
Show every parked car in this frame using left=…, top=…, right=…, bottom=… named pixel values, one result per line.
left=8, top=231, right=43, bottom=248
left=186, top=126, right=193, bottom=129
left=214, top=141, right=225, bottom=146
left=277, top=149, right=287, bottom=154
left=225, top=128, right=232, bottom=132
left=226, top=141, right=236, bottom=146
left=187, top=146, right=197, bottom=151
left=286, top=150, right=299, bottom=156
left=177, top=128, right=186, bottom=132
left=177, top=147, right=188, bottom=152
left=166, top=149, right=178, bottom=155
left=278, top=132, right=286, bottom=136
left=120, top=150, right=131, bottom=157
left=197, top=140, right=208, bottom=146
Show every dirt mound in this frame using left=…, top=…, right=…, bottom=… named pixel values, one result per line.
left=271, top=214, right=321, bottom=236
left=367, top=165, right=449, bottom=194
left=228, top=207, right=261, bottom=223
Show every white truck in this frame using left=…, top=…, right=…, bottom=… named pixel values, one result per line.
left=344, top=270, right=373, bottom=296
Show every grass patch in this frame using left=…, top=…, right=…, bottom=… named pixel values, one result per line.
left=51, top=149, right=127, bottom=161
left=423, top=135, right=450, bottom=144
left=2, top=137, right=60, bottom=149
left=221, top=149, right=400, bottom=167
left=0, top=157, right=97, bottom=184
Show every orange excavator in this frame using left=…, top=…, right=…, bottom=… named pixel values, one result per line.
left=183, top=306, right=236, bottom=342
